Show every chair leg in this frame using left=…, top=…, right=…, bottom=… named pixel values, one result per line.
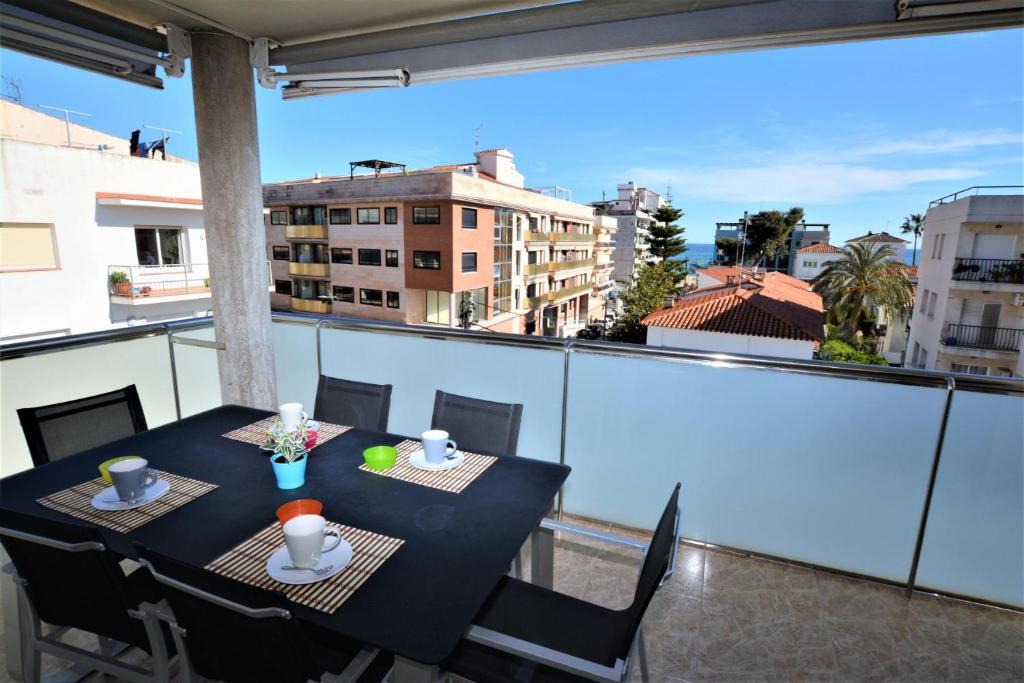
left=16, top=584, right=41, bottom=683
left=637, top=625, right=650, bottom=683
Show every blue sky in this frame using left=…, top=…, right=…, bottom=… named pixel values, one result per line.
left=2, top=28, right=1021, bottom=244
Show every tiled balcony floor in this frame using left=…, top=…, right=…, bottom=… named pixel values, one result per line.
left=3, top=516, right=1022, bottom=682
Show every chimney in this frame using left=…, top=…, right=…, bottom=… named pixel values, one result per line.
left=473, top=148, right=524, bottom=188
left=663, top=295, right=675, bottom=309
left=726, top=275, right=736, bottom=285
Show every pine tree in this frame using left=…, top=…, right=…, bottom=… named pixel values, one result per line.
left=605, top=262, right=677, bottom=344
left=647, top=204, right=688, bottom=283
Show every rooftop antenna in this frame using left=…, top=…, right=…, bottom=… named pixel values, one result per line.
left=144, top=124, right=182, bottom=154
left=39, top=105, right=90, bottom=146
left=665, top=180, right=673, bottom=204
left=474, top=124, right=481, bottom=151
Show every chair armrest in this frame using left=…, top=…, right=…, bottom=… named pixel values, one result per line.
left=465, top=625, right=623, bottom=683
left=539, top=519, right=647, bottom=552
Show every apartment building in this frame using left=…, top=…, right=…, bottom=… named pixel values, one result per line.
left=263, top=148, right=609, bottom=337
left=715, top=218, right=830, bottom=273
left=791, top=242, right=845, bottom=280
left=593, top=182, right=662, bottom=284
left=0, top=101, right=214, bottom=342
left=907, top=190, right=1024, bottom=377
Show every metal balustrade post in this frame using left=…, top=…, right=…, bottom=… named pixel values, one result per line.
left=906, top=376, right=956, bottom=597
left=556, top=337, right=573, bottom=520
left=165, top=327, right=182, bottom=421
left=315, top=318, right=326, bottom=376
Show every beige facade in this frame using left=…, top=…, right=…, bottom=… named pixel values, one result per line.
left=263, top=149, right=610, bottom=336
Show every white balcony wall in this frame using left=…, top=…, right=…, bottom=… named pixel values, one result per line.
left=916, top=389, right=1024, bottom=607
left=561, top=350, right=948, bottom=583
left=170, top=325, right=223, bottom=417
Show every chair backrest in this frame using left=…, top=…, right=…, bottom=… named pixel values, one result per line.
left=136, top=545, right=323, bottom=683
left=17, top=385, right=148, bottom=467
left=0, top=509, right=152, bottom=649
left=430, top=390, right=524, bottom=456
left=616, top=483, right=681, bottom=660
left=314, top=375, right=392, bottom=432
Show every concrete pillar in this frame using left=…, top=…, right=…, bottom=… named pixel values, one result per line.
left=190, top=34, right=276, bottom=409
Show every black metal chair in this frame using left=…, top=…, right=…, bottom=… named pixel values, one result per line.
left=444, top=483, right=681, bottom=683
left=135, top=545, right=393, bottom=683
left=17, top=385, right=148, bottom=467
left=430, top=390, right=524, bottom=456
left=314, top=375, right=393, bottom=432
left=0, top=509, right=175, bottom=682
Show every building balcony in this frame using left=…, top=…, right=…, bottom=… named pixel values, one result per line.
left=287, top=261, right=331, bottom=277
left=108, top=263, right=210, bottom=304
left=524, top=262, right=548, bottom=277
left=525, top=293, right=548, bottom=308
left=285, top=224, right=328, bottom=240
left=951, top=258, right=1024, bottom=289
left=549, top=257, right=595, bottom=273
left=525, top=230, right=548, bottom=243
left=548, top=283, right=591, bottom=303
left=290, top=296, right=332, bottom=314
left=941, top=323, right=1023, bottom=352
left=550, top=231, right=596, bottom=243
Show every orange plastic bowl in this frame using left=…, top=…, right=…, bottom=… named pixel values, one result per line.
left=276, top=498, right=323, bottom=526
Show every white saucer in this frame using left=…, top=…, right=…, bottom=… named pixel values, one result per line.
left=408, top=448, right=465, bottom=472
left=91, top=479, right=170, bottom=511
left=266, top=540, right=352, bottom=585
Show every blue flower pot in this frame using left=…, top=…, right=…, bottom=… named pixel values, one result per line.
left=270, top=452, right=307, bottom=490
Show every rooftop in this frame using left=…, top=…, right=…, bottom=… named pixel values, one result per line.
left=846, top=231, right=909, bottom=244
left=797, top=242, right=844, bottom=254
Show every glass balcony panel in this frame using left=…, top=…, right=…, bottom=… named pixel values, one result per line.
left=318, top=327, right=564, bottom=463
left=0, top=335, right=178, bottom=476
left=272, top=319, right=321, bottom=410
left=170, top=325, right=223, bottom=418
left=916, top=389, right=1024, bottom=607
left=561, top=349, right=947, bottom=582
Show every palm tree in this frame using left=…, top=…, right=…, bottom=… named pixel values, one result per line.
left=812, top=243, right=914, bottom=334
left=901, top=213, right=925, bottom=266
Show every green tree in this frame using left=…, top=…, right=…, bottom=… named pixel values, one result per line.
left=648, top=204, right=688, bottom=283
left=744, top=207, right=805, bottom=264
left=819, top=338, right=888, bottom=366
left=714, top=236, right=737, bottom=265
left=812, top=243, right=914, bottom=334
left=605, top=262, right=677, bottom=344
left=901, top=213, right=925, bottom=266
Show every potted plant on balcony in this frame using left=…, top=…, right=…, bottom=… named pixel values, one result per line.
left=260, top=419, right=309, bottom=490
left=110, top=271, right=131, bottom=295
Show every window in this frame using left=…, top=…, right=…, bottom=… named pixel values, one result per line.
left=527, top=251, right=539, bottom=265
left=357, top=208, right=380, bottom=224
left=134, top=227, right=183, bottom=266
left=384, top=207, right=398, bottom=224
left=387, top=291, right=400, bottom=308
left=928, top=292, right=937, bottom=317
left=911, top=342, right=920, bottom=365
left=385, top=249, right=399, bottom=267
left=462, top=208, right=478, bottom=229
left=952, top=363, right=989, bottom=375
left=311, top=207, right=326, bottom=225
left=272, top=245, right=289, bottom=260
left=414, top=251, right=441, bottom=269
left=360, top=288, right=383, bottom=306
left=292, top=207, right=311, bottom=225
left=270, top=210, right=288, bottom=225
left=920, top=348, right=928, bottom=367
left=936, top=234, right=945, bottom=260
left=329, top=208, right=351, bottom=225
left=333, top=285, right=354, bottom=303
left=413, top=206, right=441, bottom=224
left=331, top=248, right=352, bottom=264
left=274, top=279, right=292, bottom=295
left=529, top=217, right=538, bottom=231
left=515, top=251, right=521, bottom=275
left=457, top=287, right=487, bottom=324
left=358, top=248, right=382, bottom=266
left=0, top=223, right=58, bottom=270
left=803, top=260, right=817, bottom=268
left=493, top=208, right=513, bottom=312
left=293, top=278, right=329, bottom=300
left=462, top=252, right=478, bottom=273
left=425, top=290, right=450, bottom=325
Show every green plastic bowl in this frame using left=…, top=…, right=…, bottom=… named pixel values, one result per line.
left=98, top=456, right=140, bottom=484
left=363, top=445, right=397, bottom=471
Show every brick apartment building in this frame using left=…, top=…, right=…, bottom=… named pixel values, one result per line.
left=263, top=149, right=615, bottom=336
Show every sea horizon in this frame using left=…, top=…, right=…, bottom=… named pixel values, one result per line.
left=678, top=243, right=921, bottom=268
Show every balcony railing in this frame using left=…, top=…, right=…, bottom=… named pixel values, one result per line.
left=941, top=323, right=1023, bottom=352
left=524, top=262, right=547, bottom=276
left=525, top=293, right=548, bottom=308
left=108, top=263, right=210, bottom=300
left=525, top=230, right=548, bottom=243
left=951, top=258, right=1024, bottom=284
left=549, top=258, right=595, bottom=273
left=290, top=297, right=332, bottom=314
left=288, top=261, right=331, bottom=277
left=1, top=313, right=1021, bottom=610
left=549, top=283, right=591, bottom=302
left=550, top=231, right=596, bottom=243
left=286, top=224, right=328, bottom=239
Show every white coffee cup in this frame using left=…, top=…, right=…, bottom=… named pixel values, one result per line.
left=108, top=458, right=157, bottom=503
left=279, top=403, right=307, bottom=431
left=282, top=514, right=341, bottom=568
left=421, top=429, right=457, bottom=465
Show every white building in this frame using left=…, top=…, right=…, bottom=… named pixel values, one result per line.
left=906, top=191, right=1024, bottom=377
left=643, top=271, right=825, bottom=359
left=844, top=231, right=909, bottom=262
left=792, top=242, right=845, bottom=280
left=0, top=101, right=213, bottom=342
left=595, top=182, right=662, bottom=285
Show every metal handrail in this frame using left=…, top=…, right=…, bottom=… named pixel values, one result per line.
left=941, top=323, right=1024, bottom=352
left=928, top=185, right=1023, bottom=207
left=951, top=257, right=1024, bottom=284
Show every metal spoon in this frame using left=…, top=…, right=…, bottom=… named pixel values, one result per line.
left=281, top=564, right=334, bottom=576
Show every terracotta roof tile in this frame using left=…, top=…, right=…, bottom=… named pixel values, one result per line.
left=797, top=242, right=842, bottom=254
left=845, top=231, right=908, bottom=244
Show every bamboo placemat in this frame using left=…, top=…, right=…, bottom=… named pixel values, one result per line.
left=205, top=521, right=404, bottom=614
left=37, top=470, right=218, bottom=534
left=222, top=417, right=351, bottom=447
left=359, top=439, right=497, bottom=494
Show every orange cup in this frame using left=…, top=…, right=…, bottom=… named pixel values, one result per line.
left=276, top=499, right=323, bottom=526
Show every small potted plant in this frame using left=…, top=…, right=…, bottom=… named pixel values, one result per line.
left=110, top=271, right=131, bottom=295
left=260, top=420, right=309, bottom=490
